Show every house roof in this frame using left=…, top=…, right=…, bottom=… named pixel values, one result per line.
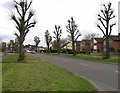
left=110, top=35, right=120, bottom=41
left=60, top=42, right=70, bottom=48
left=82, top=39, right=91, bottom=42
left=75, top=41, right=81, bottom=43
left=94, top=38, right=103, bottom=43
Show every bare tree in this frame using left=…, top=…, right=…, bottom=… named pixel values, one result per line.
left=34, top=36, right=40, bottom=52
left=45, top=30, right=52, bottom=53
left=53, top=25, right=62, bottom=55
left=52, top=40, right=58, bottom=50
left=11, top=0, right=36, bottom=62
left=60, top=38, right=68, bottom=47
left=2, top=42, right=6, bottom=53
left=96, top=2, right=116, bottom=59
left=66, top=17, right=81, bottom=56
left=9, top=40, right=14, bottom=52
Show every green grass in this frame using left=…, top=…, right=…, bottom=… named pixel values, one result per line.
left=2, top=54, right=96, bottom=91
left=61, top=54, right=119, bottom=63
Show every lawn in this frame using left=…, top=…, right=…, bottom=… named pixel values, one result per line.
left=2, top=54, right=96, bottom=91
left=64, top=54, right=119, bottom=63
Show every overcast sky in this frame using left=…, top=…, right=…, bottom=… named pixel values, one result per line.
left=0, top=0, right=119, bottom=47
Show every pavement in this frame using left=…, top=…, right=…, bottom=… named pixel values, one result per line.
left=34, top=53, right=119, bottom=91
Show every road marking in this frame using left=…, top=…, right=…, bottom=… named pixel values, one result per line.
left=115, top=70, right=118, bottom=73
left=79, top=63, right=88, bottom=66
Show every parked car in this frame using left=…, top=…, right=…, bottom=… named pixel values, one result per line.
left=26, top=50, right=32, bottom=53
left=31, top=51, right=35, bottom=54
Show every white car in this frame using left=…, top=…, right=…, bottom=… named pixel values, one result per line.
left=26, top=50, right=32, bottom=53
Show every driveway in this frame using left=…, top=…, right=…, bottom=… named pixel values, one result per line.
left=34, top=53, right=118, bottom=91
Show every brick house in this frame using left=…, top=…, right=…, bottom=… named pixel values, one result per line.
left=80, top=39, right=91, bottom=53
left=61, top=42, right=72, bottom=50
left=91, top=38, right=103, bottom=52
left=75, top=41, right=81, bottom=53
left=24, top=44, right=36, bottom=51
left=103, top=35, right=120, bottom=53
left=61, top=41, right=82, bottom=53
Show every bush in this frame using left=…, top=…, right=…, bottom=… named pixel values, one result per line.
left=51, top=49, right=58, bottom=53
left=80, top=50, right=86, bottom=54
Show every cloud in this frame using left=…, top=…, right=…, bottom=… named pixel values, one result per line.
left=0, top=0, right=118, bottom=47
left=0, top=0, right=13, bottom=10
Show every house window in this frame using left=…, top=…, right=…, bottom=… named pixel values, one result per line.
left=94, top=43, right=97, bottom=45
left=103, top=41, right=106, bottom=46
left=109, top=40, right=112, bottom=46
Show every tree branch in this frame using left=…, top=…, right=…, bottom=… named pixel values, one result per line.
left=74, top=30, right=79, bottom=37
left=101, top=10, right=107, bottom=19
left=11, top=15, right=20, bottom=29
left=109, top=23, right=116, bottom=36
left=75, top=34, right=81, bottom=41
left=98, top=14, right=106, bottom=21
left=14, top=33, right=20, bottom=41
left=110, top=15, right=115, bottom=20
left=99, top=18, right=106, bottom=29
left=26, top=1, right=32, bottom=11
left=97, top=24, right=106, bottom=36
left=15, top=5, right=22, bottom=18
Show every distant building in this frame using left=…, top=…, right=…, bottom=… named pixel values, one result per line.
left=103, top=35, right=120, bottom=53
left=80, top=39, right=91, bottom=53
left=24, top=44, right=36, bottom=51
left=75, top=41, right=81, bottom=53
left=91, top=38, right=103, bottom=52
left=61, top=42, right=72, bottom=50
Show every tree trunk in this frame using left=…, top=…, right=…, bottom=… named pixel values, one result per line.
left=105, top=36, right=110, bottom=59
left=36, top=45, right=37, bottom=52
left=71, top=35, right=76, bottom=56
left=72, top=41, right=76, bottom=56
left=18, top=40, right=24, bottom=62
left=58, top=41, right=60, bottom=55
left=47, top=44, right=50, bottom=53
left=18, top=31, right=25, bottom=62
left=104, top=19, right=110, bottom=59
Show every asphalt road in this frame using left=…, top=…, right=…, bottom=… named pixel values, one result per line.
left=34, top=53, right=118, bottom=91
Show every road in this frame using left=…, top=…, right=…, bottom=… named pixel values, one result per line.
left=34, top=53, right=118, bottom=91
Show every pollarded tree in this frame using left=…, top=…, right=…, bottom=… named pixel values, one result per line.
left=34, top=36, right=40, bottom=52
left=52, top=40, right=58, bottom=50
left=8, top=40, right=14, bottom=52
left=45, top=30, right=52, bottom=53
left=66, top=17, right=81, bottom=56
left=96, top=2, right=116, bottom=59
left=11, top=0, right=36, bottom=62
left=2, top=42, right=6, bottom=53
left=53, top=25, right=62, bottom=55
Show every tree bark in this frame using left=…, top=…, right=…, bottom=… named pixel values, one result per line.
left=18, top=39, right=24, bottom=62
left=72, top=36, right=76, bottom=56
left=18, top=25, right=25, bottom=62
left=105, top=36, right=110, bottom=59
left=58, top=41, right=60, bottom=55
left=47, top=44, right=50, bottom=53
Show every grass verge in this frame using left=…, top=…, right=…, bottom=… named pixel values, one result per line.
left=2, top=54, right=96, bottom=91
left=45, top=53, right=119, bottom=64
left=62, top=54, right=119, bottom=63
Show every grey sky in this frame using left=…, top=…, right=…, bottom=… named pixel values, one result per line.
left=0, top=0, right=119, bottom=47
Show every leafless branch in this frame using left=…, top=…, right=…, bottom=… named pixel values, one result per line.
left=97, top=24, right=106, bottom=36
